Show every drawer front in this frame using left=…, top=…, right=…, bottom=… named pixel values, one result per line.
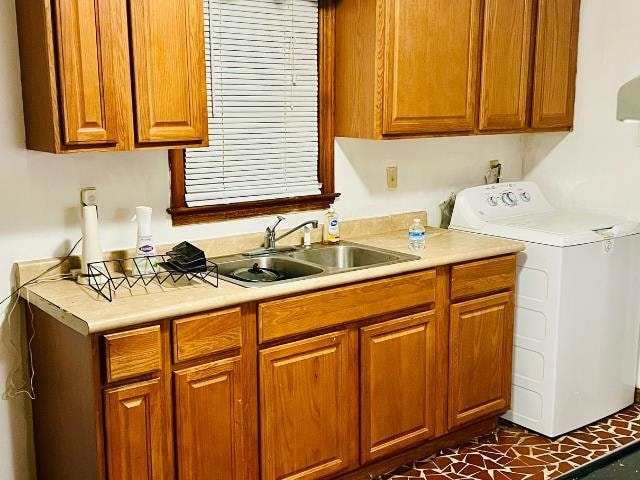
left=450, top=255, right=516, bottom=301
left=259, top=270, right=436, bottom=343
left=172, top=308, right=242, bottom=363
left=103, top=325, right=162, bottom=382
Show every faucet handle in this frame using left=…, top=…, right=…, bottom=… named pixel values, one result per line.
left=267, top=215, right=285, bottom=233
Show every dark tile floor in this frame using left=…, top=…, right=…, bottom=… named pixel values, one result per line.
left=384, top=404, right=640, bottom=480
left=568, top=446, right=640, bottom=479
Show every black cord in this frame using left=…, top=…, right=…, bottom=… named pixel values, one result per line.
left=0, top=237, right=83, bottom=307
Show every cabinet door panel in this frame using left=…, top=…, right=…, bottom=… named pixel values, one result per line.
left=129, top=0, right=207, bottom=144
left=382, top=0, right=481, bottom=134
left=103, top=378, right=172, bottom=480
left=449, top=292, right=514, bottom=429
left=175, top=357, right=245, bottom=480
left=360, top=312, right=437, bottom=463
left=479, top=0, right=534, bottom=131
left=531, top=0, right=580, bottom=129
left=54, top=0, right=117, bottom=146
left=260, top=331, right=358, bottom=480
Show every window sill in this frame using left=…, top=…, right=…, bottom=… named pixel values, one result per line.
left=167, top=193, right=341, bottom=226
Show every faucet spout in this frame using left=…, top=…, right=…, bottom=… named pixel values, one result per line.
left=243, top=216, right=318, bottom=256
left=274, top=220, right=319, bottom=243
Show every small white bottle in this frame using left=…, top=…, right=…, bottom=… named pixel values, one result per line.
left=323, top=205, right=340, bottom=244
left=132, top=206, right=158, bottom=274
left=408, top=218, right=426, bottom=251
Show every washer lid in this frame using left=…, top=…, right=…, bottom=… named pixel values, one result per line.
left=485, top=212, right=640, bottom=246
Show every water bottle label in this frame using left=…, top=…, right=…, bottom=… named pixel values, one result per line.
left=409, top=231, right=425, bottom=240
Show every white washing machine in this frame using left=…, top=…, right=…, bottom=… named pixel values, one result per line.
left=450, top=181, right=640, bottom=437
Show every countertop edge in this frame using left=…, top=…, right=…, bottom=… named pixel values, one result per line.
left=20, top=230, right=525, bottom=336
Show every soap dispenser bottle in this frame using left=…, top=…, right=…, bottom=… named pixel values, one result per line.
left=132, top=206, right=158, bottom=274
left=323, top=205, right=341, bottom=244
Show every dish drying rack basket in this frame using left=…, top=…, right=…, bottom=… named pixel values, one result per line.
left=86, top=255, right=218, bottom=302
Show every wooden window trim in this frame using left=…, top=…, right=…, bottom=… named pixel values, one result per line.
left=167, top=1, right=339, bottom=226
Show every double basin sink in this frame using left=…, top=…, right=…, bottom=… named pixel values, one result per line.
left=212, top=241, right=421, bottom=288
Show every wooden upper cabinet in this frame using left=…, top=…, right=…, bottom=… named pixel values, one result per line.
left=382, top=0, right=481, bottom=135
left=53, top=0, right=117, bottom=146
left=15, top=0, right=207, bottom=153
left=335, top=0, right=579, bottom=138
left=479, top=0, right=534, bottom=131
left=531, top=0, right=581, bottom=129
left=129, top=0, right=207, bottom=145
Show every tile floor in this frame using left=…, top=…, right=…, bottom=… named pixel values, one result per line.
left=385, top=404, right=640, bottom=480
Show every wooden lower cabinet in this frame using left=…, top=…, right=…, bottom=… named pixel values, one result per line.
left=360, top=312, right=437, bottom=463
left=448, top=292, right=514, bottom=429
left=103, top=378, right=173, bottom=480
left=174, top=357, right=245, bottom=480
left=259, top=330, right=358, bottom=480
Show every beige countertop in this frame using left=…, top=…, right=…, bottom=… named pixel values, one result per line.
left=17, top=218, right=524, bottom=336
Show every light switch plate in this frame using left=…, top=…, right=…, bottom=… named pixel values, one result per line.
left=386, top=166, right=398, bottom=189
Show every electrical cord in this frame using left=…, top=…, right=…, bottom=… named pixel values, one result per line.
left=1, top=237, right=82, bottom=399
left=0, top=237, right=82, bottom=307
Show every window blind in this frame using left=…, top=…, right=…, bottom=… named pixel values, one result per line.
left=184, top=0, right=321, bottom=207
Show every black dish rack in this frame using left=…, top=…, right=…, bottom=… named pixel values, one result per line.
left=86, top=242, right=218, bottom=302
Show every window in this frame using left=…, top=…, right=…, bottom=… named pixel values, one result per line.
left=168, top=0, right=337, bottom=226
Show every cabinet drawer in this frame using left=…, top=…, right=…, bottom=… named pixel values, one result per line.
left=103, top=325, right=162, bottom=382
left=259, top=270, right=436, bottom=343
left=450, top=255, right=516, bottom=301
left=172, top=308, right=242, bottom=363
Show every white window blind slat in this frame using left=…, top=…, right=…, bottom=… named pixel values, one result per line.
left=185, top=0, right=321, bottom=207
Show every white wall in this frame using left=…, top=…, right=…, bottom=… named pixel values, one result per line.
left=0, top=0, right=528, bottom=477
left=523, top=1, right=640, bottom=218
left=521, top=2, right=640, bottom=384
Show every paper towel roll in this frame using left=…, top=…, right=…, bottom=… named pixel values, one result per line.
left=80, top=205, right=104, bottom=277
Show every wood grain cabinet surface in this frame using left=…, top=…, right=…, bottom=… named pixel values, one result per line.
left=174, top=357, right=246, bottom=480
left=360, top=312, right=438, bottom=463
left=28, top=257, right=518, bottom=480
left=103, top=378, right=173, bottom=480
left=15, top=0, right=207, bottom=153
left=335, top=0, right=580, bottom=138
left=259, top=330, right=359, bottom=480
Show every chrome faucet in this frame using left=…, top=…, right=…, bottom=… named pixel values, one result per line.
left=264, top=215, right=285, bottom=249
left=243, top=216, right=318, bottom=256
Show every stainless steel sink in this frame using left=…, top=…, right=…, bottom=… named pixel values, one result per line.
left=215, top=256, right=325, bottom=287
left=212, top=241, right=420, bottom=288
left=290, top=244, right=402, bottom=268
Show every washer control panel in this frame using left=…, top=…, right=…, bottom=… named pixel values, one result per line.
left=452, top=181, right=554, bottom=224
left=481, top=184, right=537, bottom=209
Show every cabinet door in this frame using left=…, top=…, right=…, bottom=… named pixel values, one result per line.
left=260, top=331, right=358, bottom=480
left=53, top=0, right=119, bottom=146
left=382, top=0, right=481, bottom=134
left=129, top=0, right=207, bottom=144
left=360, top=312, right=437, bottom=464
left=479, top=0, right=534, bottom=131
left=174, top=357, right=248, bottom=480
left=531, top=0, right=580, bottom=129
left=103, top=378, right=172, bottom=480
left=448, top=292, right=514, bottom=429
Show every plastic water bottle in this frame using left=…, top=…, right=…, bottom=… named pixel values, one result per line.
left=408, top=218, right=426, bottom=251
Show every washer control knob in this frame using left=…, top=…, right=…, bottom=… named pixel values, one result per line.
left=487, top=195, right=499, bottom=206
left=520, top=191, right=531, bottom=202
left=502, top=191, right=517, bottom=206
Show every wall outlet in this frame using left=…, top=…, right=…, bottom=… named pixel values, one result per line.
left=386, top=166, right=398, bottom=188
left=80, top=187, right=98, bottom=206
